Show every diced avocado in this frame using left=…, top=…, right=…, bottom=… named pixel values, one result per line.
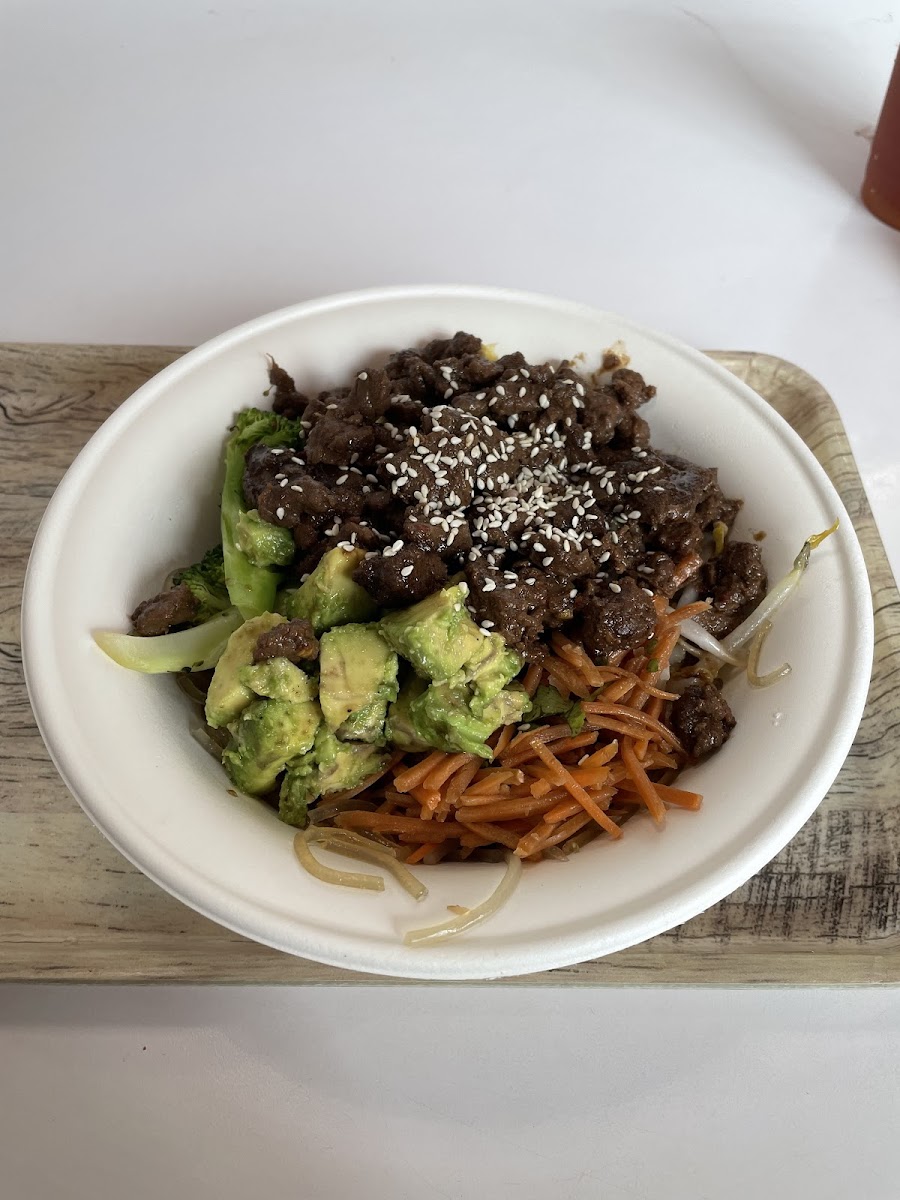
left=319, top=623, right=398, bottom=743
left=460, top=632, right=523, bottom=706
left=408, top=681, right=529, bottom=759
left=239, top=657, right=317, bottom=704
left=385, top=674, right=431, bottom=751
left=278, top=547, right=378, bottom=633
left=380, top=584, right=484, bottom=681
left=222, top=698, right=321, bottom=796
left=278, top=725, right=388, bottom=827
left=235, top=508, right=295, bottom=568
left=205, top=612, right=285, bottom=729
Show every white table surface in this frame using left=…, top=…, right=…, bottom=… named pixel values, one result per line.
left=2, top=1, right=899, bottom=1197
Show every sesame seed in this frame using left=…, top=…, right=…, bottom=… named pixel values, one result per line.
left=358, top=371, right=368, bottom=380
left=400, top=565, right=414, bottom=578
left=481, top=620, right=495, bottom=629
left=275, top=506, right=285, bottom=520
left=628, top=510, right=642, bottom=520
left=609, top=582, right=622, bottom=593
left=336, top=474, right=348, bottom=485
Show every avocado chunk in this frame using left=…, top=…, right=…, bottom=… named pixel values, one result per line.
left=526, top=684, right=585, bottom=734
left=379, top=584, right=483, bottom=681
left=235, top=508, right=295, bottom=568
left=222, top=698, right=321, bottom=796
left=205, top=612, right=285, bottom=729
left=278, top=725, right=389, bottom=827
left=460, top=631, right=523, bottom=705
left=408, top=682, right=529, bottom=759
left=319, top=623, right=398, bottom=743
left=278, top=547, right=378, bottom=634
left=239, top=657, right=317, bottom=704
left=385, top=674, right=431, bottom=752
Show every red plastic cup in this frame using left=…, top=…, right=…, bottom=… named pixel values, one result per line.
left=862, top=49, right=900, bottom=231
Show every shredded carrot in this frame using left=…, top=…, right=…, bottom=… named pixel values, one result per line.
left=669, top=551, right=703, bottom=591
left=543, top=656, right=592, bottom=698
left=393, top=751, right=449, bottom=793
left=405, top=841, right=439, bottom=865
left=423, top=752, right=478, bottom=791
left=620, top=740, right=667, bottom=824
left=452, top=794, right=562, bottom=823
left=455, top=819, right=522, bottom=851
left=618, top=778, right=702, bottom=811
left=443, top=758, right=482, bottom=806
left=522, top=663, right=543, bottom=698
left=532, top=743, right=623, bottom=839
left=582, top=702, right=682, bottom=749
left=661, top=599, right=710, bottom=628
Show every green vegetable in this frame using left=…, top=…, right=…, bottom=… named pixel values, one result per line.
left=385, top=675, right=431, bottom=751
left=221, top=407, right=301, bottom=618
left=235, top=509, right=296, bottom=568
left=171, top=544, right=231, bottom=623
left=319, top=623, right=398, bottom=743
left=279, top=547, right=378, bottom=633
left=205, top=612, right=286, bottom=728
left=380, top=584, right=484, bottom=681
left=460, top=632, right=523, bottom=707
left=526, top=684, right=585, bottom=735
left=94, top=607, right=243, bottom=674
left=409, top=681, right=529, bottom=759
left=278, top=726, right=388, bottom=827
left=222, top=698, right=321, bottom=797
left=239, top=657, right=317, bottom=704
left=647, top=658, right=660, bottom=674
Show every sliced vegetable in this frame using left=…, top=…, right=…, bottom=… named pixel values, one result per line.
left=94, top=607, right=243, bottom=673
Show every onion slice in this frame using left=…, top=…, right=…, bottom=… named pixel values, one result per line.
left=678, top=619, right=742, bottom=665
left=403, top=854, right=523, bottom=946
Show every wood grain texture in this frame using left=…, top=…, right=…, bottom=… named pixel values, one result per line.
left=1, top=345, right=896, bottom=984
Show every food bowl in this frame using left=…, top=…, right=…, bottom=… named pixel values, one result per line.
left=22, top=286, right=873, bottom=980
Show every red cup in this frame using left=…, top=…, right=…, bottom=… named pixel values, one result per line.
left=862, top=49, right=900, bottom=231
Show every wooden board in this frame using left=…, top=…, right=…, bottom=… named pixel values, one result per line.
left=1, top=345, right=896, bottom=984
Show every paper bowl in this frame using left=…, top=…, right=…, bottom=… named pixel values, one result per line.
left=22, top=286, right=873, bottom=979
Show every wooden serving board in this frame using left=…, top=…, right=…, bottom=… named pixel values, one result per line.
left=1, top=346, right=896, bottom=984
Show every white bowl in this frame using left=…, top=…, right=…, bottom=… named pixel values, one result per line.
left=22, top=286, right=873, bottom=980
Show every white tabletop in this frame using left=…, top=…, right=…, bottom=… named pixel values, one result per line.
left=2, top=1, right=900, bottom=1197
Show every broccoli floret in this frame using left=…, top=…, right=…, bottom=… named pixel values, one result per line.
left=235, top=509, right=295, bottom=568
left=221, top=407, right=302, bottom=618
left=94, top=607, right=243, bottom=674
left=171, top=545, right=230, bottom=623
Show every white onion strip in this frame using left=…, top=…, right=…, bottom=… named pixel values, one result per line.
left=678, top=619, right=741, bottom=665
left=404, top=854, right=523, bottom=946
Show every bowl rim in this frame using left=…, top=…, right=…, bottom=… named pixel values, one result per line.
left=21, top=284, right=874, bottom=980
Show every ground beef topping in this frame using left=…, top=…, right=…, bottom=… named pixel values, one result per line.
left=252, top=619, right=319, bottom=663
left=246, top=334, right=748, bottom=660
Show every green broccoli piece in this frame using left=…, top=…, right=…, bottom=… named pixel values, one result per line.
left=221, top=407, right=302, bottom=619
left=235, top=509, right=295, bottom=568
left=94, top=607, right=243, bottom=674
left=170, top=545, right=230, bottom=623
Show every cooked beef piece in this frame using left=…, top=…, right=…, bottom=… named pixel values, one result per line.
left=402, top=506, right=473, bottom=557
left=670, top=679, right=736, bottom=758
left=579, top=577, right=657, bottom=661
left=252, top=619, right=319, bottom=663
left=629, top=551, right=679, bottom=598
left=609, top=367, right=656, bottom=409
left=304, top=414, right=376, bottom=469
left=697, top=541, right=768, bottom=637
left=242, top=443, right=301, bottom=509
left=353, top=546, right=448, bottom=608
left=267, top=359, right=310, bottom=419
left=346, top=367, right=392, bottom=422
left=463, top=560, right=550, bottom=653
left=131, top=583, right=198, bottom=636
left=420, top=331, right=483, bottom=362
